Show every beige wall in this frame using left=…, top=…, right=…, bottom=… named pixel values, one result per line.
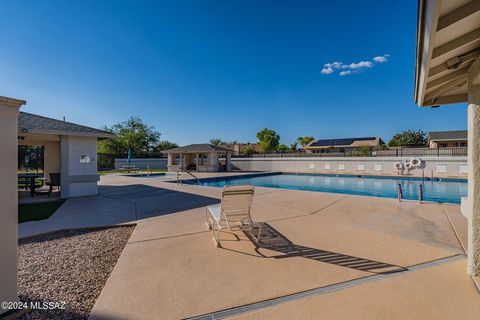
left=0, top=98, right=24, bottom=314
left=232, top=156, right=468, bottom=178
left=43, top=141, right=61, bottom=182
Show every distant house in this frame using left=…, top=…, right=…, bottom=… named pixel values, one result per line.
left=220, top=143, right=263, bottom=155
left=305, top=137, right=384, bottom=154
left=428, top=130, right=467, bottom=148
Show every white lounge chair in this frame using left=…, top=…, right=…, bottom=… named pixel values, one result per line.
left=206, top=185, right=262, bottom=247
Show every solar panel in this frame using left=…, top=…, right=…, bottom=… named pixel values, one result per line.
left=310, top=137, right=376, bottom=147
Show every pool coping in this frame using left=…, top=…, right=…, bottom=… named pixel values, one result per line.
left=184, top=171, right=468, bottom=183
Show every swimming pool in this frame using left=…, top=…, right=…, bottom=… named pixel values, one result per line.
left=199, top=173, right=468, bottom=204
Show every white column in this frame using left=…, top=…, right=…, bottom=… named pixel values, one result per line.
left=226, top=152, right=232, bottom=171
left=167, top=153, right=173, bottom=166
left=209, top=152, right=219, bottom=172
left=196, top=153, right=199, bottom=172
left=467, top=58, right=480, bottom=275
left=60, top=135, right=70, bottom=197
left=60, top=135, right=99, bottom=198
left=0, top=96, right=26, bottom=314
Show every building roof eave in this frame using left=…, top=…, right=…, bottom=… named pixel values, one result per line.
left=415, top=0, right=480, bottom=107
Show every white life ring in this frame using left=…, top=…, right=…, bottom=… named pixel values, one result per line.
left=394, top=162, right=404, bottom=170
left=410, top=158, right=422, bottom=167
left=405, top=162, right=413, bottom=170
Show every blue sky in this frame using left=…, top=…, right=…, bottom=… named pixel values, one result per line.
left=1, top=0, right=467, bottom=145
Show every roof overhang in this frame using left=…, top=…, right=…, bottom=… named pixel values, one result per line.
left=0, top=96, right=26, bottom=108
left=415, top=0, right=480, bottom=107
left=430, top=138, right=468, bottom=142
left=163, top=144, right=232, bottom=154
left=17, top=129, right=115, bottom=139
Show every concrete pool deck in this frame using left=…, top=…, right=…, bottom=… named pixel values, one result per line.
left=18, top=172, right=479, bottom=319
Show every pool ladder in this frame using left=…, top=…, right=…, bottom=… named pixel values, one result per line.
left=176, top=167, right=200, bottom=185
left=397, top=183, right=424, bottom=203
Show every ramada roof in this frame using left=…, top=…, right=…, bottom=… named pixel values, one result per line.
left=429, top=130, right=468, bottom=141
left=163, top=144, right=233, bottom=153
left=18, top=112, right=114, bottom=138
left=307, top=137, right=381, bottom=148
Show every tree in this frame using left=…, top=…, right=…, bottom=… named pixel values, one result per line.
left=210, top=138, right=225, bottom=146
left=256, top=128, right=280, bottom=152
left=278, top=144, right=290, bottom=152
left=155, top=140, right=178, bottom=151
left=290, top=142, right=298, bottom=152
left=297, top=136, right=315, bottom=148
left=240, top=145, right=257, bottom=156
left=98, top=117, right=161, bottom=154
left=388, top=130, right=427, bottom=147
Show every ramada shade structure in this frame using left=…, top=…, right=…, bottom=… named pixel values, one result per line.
left=17, top=112, right=114, bottom=198
left=163, top=144, right=233, bottom=172
left=415, top=0, right=480, bottom=276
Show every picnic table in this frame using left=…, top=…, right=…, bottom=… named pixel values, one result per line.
left=18, top=173, right=45, bottom=197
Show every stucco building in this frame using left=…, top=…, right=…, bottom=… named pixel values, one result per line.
left=415, top=0, right=480, bottom=275
left=18, top=112, right=114, bottom=198
left=428, top=130, right=468, bottom=148
left=164, top=144, right=233, bottom=172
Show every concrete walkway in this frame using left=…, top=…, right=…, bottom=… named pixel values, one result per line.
left=19, top=173, right=478, bottom=319
left=19, top=172, right=257, bottom=238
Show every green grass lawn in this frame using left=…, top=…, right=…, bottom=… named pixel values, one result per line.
left=18, top=200, right=65, bottom=223
left=98, top=168, right=167, bottom=175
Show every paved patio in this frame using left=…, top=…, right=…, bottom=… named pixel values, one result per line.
left=19, top=172, right=479, bottom=319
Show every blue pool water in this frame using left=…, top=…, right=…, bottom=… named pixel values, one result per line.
left=200, top=173, right=468, bottom=204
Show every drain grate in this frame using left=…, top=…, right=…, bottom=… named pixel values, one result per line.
left=186, top=255, right=464, bottom=320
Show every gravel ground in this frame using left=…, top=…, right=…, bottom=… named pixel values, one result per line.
left=18, top=226, right=134, bottom=320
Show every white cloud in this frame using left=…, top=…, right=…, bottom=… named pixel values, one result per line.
left=373, top=54, right=390, bottom=63
left=348, top=61, right=374, bottom=69
left=325, top=61, right=345, bottom=69
left=321, top=54, right=390, bottom=76
left=321, top=67, right=334, bottom=75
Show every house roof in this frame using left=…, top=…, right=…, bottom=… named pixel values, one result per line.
left=429, top=130, right=468, bottom=141
left=163, top=144, right=232, bottom=153
left=415, top=0, right=480, bottom=107
left=307, top=137, right=381, bottom=148
left=18, top=112, right=114, bottom=138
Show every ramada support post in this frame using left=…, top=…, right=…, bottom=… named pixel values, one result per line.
left=0, top=96, right=26, bottom=315
left=467, top=58, right=480, bottom=275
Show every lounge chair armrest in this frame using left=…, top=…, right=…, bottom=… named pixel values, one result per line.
left=207, top=205, right=221, bottom=224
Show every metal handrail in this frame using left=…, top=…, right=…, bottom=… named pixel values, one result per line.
left=176, top=167, right=200, bottom=185
left=418, top=184, right=424, bottom=203
left=397, top=183, right=403, bottom=201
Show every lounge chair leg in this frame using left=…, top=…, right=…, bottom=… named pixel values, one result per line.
left=212, top=226, right=222, bottom=248
left=205, top=208, right=212, bottom=229
left=256, top=224, right=262, bottom=243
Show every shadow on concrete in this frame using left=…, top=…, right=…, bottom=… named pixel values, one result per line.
left=98, top=184, right=219, bottom=219
left=244, top=223, right=407, bottom=274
